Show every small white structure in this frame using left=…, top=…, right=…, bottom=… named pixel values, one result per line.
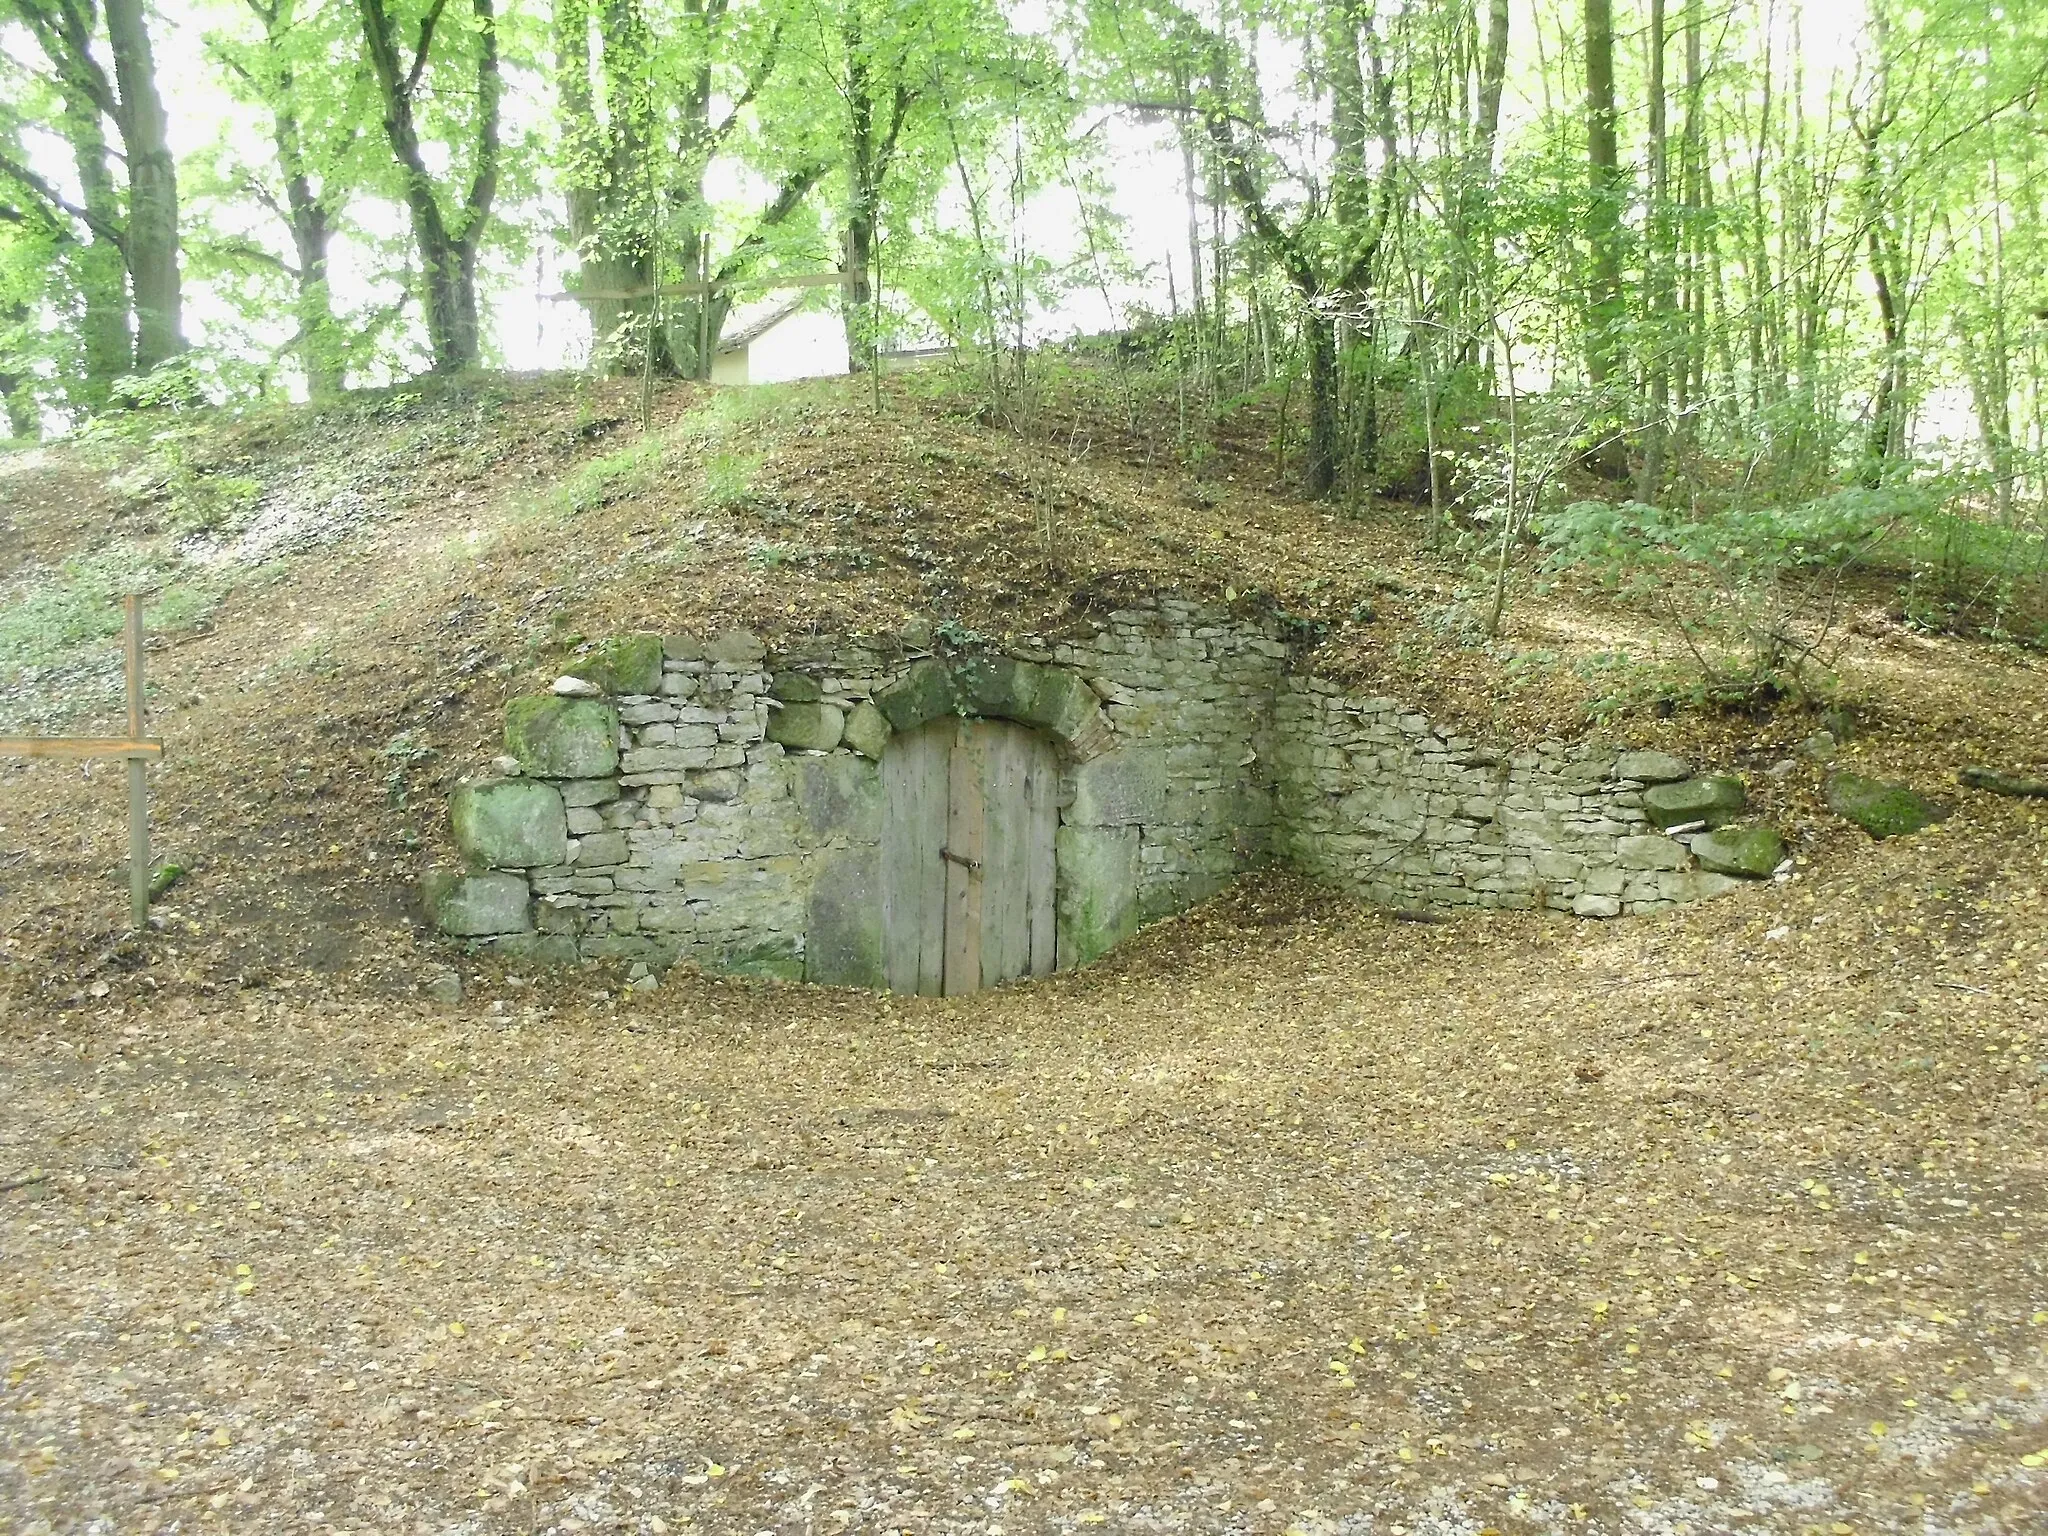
left=710, top=298, right=850, bottom=386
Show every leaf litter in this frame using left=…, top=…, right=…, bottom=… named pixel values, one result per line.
left=3, top=802, right=2045, bottom=1532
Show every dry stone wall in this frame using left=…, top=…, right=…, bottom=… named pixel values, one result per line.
left=425, top=601, right=1293, bottom=983
left=1271, top=680, right=1749, bottom=916
left=425, top=599, right=1774, bottom=982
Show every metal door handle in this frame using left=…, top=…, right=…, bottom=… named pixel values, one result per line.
left=940, top=847, right=982, bottom=871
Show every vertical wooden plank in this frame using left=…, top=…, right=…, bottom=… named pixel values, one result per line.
left=978, top=725, right=1026, bottom=988
left=124, top=594, right=149, bottom=930
left=881, top=720, right=951, bottom=995
left=1024, top=731, right=1058, bottom=977
left=943, top=720, right=986, bottom=996
left=879, top=725, right=916, bottom=993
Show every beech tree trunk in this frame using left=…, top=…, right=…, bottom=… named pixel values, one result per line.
left=358, top=0, right=502, bottom=373
left=104, top=0, right=183, bottom=372
left=62, top=94, right=134, bottom=397
left=1582, top=0, right=1625, bottom=392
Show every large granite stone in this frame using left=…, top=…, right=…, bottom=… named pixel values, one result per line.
left=1067, top=749, right=1168, bottom=826
left=805, top=846, right=885, bottom=987
left=770, top=670, right=822, bottom=703
left=451, top=779, right=567, bottom=868
left=1691, top=822, right=1785, bottom=877
left=422, top=868, right=531, bottom=936
left=505, top=695, right=621, bottom=779
left=842, top=701, right=894, bottom=760
left=1826, top=772, right=1949, bottom=839
left=1643, top=774, right=1747, bottom=828
left=768, top=701, right=845, bottom=751
left=793, top=753, right=881, bottom=843
left=1616, top=833, right=1690, bottom=871
left=706, top=628, right=766, bottom=666
left=1056, top=824, right=1140, bottom=967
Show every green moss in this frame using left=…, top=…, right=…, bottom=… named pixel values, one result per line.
left=585, top=634, right=664, bottom=695
left=504, top=695, right=620, bottom=778
left=1826, top=772, right=1949, bottom=839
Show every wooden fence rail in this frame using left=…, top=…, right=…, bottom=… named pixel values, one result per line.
left=0, top=595, right=163, bottom=927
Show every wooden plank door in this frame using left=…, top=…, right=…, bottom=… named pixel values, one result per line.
left=880, top=719, right=950, bottom=994
left=880, top=717, right=1057, bottom=995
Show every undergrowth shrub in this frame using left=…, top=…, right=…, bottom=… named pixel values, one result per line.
left=0, top=548, right=214, bottom=680
left=1536, top=486, right=1939, bottom=703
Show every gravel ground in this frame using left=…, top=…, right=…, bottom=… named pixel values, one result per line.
left=3, top=828, right=2044, bottom=1535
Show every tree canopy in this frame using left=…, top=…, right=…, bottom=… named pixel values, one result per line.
left=0, top=0, right=2042, bottom=569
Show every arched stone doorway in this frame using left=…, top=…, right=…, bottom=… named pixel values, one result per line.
left=880, top=716, right=1059, bottom=995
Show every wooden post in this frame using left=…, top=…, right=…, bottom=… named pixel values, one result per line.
left=124, top=595, right=150, bottom=929
left=0, top=596, right=163, bottom=930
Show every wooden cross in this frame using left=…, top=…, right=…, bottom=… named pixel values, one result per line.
left=0, top=595, right=164, bottom=928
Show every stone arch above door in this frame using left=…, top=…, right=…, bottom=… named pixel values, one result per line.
left=871, top=658, right=1116, bottom=762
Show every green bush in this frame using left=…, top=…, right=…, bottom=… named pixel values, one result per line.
left=0, top=548, right=214, bottom=680
left=1537, top=486, right=1938, bottom=701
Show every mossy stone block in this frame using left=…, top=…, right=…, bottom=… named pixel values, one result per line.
left=1691, top=822, right=1786, bottom=878
left=952, top=656, right=1040, bottom=721
left=587, top=634, right=664, bottom=695
left=767, top=701, right=844, bottom=751
left=805, top=846, right=885, bottom=987
left=1055, top=824, right=1140, bottom=968
left=451, top=779, right=567, bottom=868
left=505, top=695, right=620, bottom=778
left=717, top=937, right=805, bottom=982
left=1826, top=772, right=1949, bottom=839
left=1643, top=774, right=1747, bottom=828
left=422, top=868, right=531, bottom=936
left=770, top=670, right=823, bottom=703
left=842, top=701, right=893, bottom=760
left=875, top=659, right=959, bottom=732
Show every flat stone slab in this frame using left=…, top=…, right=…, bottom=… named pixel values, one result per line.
left=1826, top=772, right=1949, bottom=839
left=1616, top=750, right=1692, bottom=784
left=1691, top=822, right=1785, bottom=878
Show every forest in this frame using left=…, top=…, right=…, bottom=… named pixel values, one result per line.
left=4, top=0, right=2047, bottom=653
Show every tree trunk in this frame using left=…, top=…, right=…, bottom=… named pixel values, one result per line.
left=286, top=192, right=345, bottom=398
left=1636, top=0, right=1672, bottom=503
left=263, top=11, right=347, bottom=399
left=1304, top=307, right=1338, bottom=499
left=0, top=299, right=35, bottom=437
left=557, top=0, right=677, bottom=376
left=61, top=93, right=133, bottom=398
left=841, top=9, right=878, bottom=373
left=104, top=0, right=183, bottom=372
left=357, top=0, right=501, bottom=374
left=1581, top=0, right=1626, bottom=401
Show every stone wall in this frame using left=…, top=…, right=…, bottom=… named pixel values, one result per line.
left=424, top=601, right=1291, bottom=983
left=1270, top=679, right=1750, bottom=916
left=425, top=599, right=1776, bottom=982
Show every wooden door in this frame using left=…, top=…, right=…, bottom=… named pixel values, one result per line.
left=881, top=717, right=1057, bottom=995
